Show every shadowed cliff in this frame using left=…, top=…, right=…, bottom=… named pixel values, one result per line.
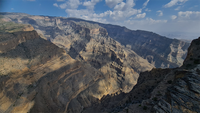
left=82, top=37, right=200, bottom=113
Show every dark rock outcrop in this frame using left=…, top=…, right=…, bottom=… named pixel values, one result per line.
left=81, top=37, right=200, bottom=113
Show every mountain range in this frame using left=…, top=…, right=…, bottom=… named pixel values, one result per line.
left=0, top=12, right=198, bottom=113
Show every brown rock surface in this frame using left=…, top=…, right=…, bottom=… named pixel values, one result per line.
left=0, top=12, right=190, bottom=69
left=0, top=12, right=196, bottom=113
left=0, top=27, right=125, bottom=113
left=89, top=37, right=200, bottom=113
left=70, top=18, right=190, bottom=68
left=1, top=13, right=154, bottom=95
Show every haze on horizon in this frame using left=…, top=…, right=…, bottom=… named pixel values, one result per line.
left=0, top=0, right=200, bottom=40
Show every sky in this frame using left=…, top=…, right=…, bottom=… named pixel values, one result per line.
left=0, top=0, right=200, bottom=39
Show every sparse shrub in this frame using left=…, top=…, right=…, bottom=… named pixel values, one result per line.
left=167, top=80, right=172, bottom=84
left=18, top=92, right=23, bottom=96
left=126, top=109, right=128, bottom=113
left=156, top=91, right=162, bottom=96
left=152, top=97, right=158, bottom=101
left=186, top=64, right=192, bottom=68
left=143, top=106, right=147, bottom=110
left=27, top=84, right=33, bottom=89
left=175, top=74, right=185, bottom=79
left=196, top=69, right=200, bottom=74
left=156, top=93, right=162, bottom=96
left=138, top=104, right=141, bottom=107
left=194, top=59, right=200, bottom=64
left=195, top=41, right=200, bottom=45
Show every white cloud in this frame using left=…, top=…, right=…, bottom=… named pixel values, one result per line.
left=83, top=0, right=101, bottom=10
left=126, top=0, right=136, bottom=9
left=157, top=10, right=163, bottom=16
left=164, top=0, right=188, bottom=8
left=114, top=2, right=126, bottom=11
left=143, top=0, right=150, bottom=8
left=59, top=3, right=67, bottom=9
left=68, top=0, right=81, bottom=9
left=146, top=18, right=167, bottom=24
left=145, top=8, right=151, bottom=12
left=125, top=18, right=167, bottom=28
left=135, top=13, right=146, bottom=19
left=52, top=0, right=200, bottom=39
left=114, top=0, right=135, bottom=11
left=51, top=0, right=140, bottom=22
left=53, top=3, right=59, bottom=7
left=59, top=0, right=81, bottom=9
left=123, top=18, right=169, bottom=34
left=11, top=8, right=14, bottom=10
left=110, top=9, right=141, bottom=21
left=171, top=15, right=177, bottom=20
left=105, top=0, right=123, bottom=8
left=178, top=11, right=200, bottom=19
left=147, top=11, right=200, bottom=34
left=175, top=6, right=181, bottom=10
left=65, top=7, right=141, bottom=22
left=65, top=9, right=108, bottom=23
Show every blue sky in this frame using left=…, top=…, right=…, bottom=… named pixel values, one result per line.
left=1, top=0, right=200, bottom=39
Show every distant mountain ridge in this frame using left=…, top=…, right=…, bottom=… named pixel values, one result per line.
left=0, top=12, right=190, bottom=68
left=71, top=18, right=190, bottom=68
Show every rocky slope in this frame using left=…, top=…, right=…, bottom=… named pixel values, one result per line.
left=0, top=12, right=154, bottom=94
left=0, top=23, right=123, bottom=113
left=0, top=12, right=190, bottom=69
left=70, top=18, right=190, bottom=68
left=83, top=37, right=200, bottom=113
left=0, top=13, right=195, bottom=113
left=0, top=20, right=153, bottom=113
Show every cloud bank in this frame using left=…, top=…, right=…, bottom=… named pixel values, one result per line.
left=52, top=0, right=200, bottom=38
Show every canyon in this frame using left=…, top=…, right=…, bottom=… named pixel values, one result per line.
left=0, top=13, right=199, bottom=113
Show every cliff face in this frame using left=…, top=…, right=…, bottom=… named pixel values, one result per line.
left=0, top=13, right=154, bottom=95
left=0, top=24, right=132, bottom=113
left=87, top=37, right=199, bottom=113
left=1, top=12, right=190, bottom=69
left=152, top=37, right=200, bottom=113
left=67, top=18, right=190, bottom=68
left=90, top=24, right=189, bottom=68
left=0, top=13, right=196, bottom=113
